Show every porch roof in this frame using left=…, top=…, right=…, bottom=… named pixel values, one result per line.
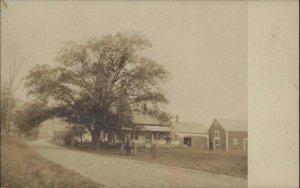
left=122, top=125, right=171, bottom=132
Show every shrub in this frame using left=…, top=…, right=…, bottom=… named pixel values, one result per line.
left=64, top=131, right=75, bottom=146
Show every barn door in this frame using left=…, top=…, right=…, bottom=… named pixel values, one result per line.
left=183, top=137, right=191, bottom=147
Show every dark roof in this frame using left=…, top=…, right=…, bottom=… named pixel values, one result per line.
left=214, top=118, right=247, bottom=131
left=132, top=113, right=167, bottom=125
left=121, top=113, right=170, bottom=132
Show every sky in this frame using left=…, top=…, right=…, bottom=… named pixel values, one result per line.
left=1, top=1, right=247, bottom=125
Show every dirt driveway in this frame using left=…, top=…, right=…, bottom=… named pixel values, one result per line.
left=27, top=139, right=247, bottom=188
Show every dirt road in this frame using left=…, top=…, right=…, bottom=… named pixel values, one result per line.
left=27, top=139, right=247, bottom=188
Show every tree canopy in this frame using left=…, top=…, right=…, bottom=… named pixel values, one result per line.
left=25, top=32, right=170, bottom=145
left=13, top=99, right=50, bottom=133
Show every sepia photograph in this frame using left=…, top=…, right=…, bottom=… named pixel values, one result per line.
left=0, top=1, right=298, bottom=188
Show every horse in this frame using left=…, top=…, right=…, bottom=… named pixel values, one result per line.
left=124, top=142, right=132, bottom=156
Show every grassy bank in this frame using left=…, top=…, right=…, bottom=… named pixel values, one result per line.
left=1, top=136, right=104, bottom=188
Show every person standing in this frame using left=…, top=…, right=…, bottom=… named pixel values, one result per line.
left=120, top=143, right=125, bottom=154
left=150, top=141, right=158, bottom=159
left=132, top=141, right=137, bottom=156
left=126, top=139, right=131, bottom=156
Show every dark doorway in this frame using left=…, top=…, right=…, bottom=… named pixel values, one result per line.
left=183, top=137, right=191, bottom=147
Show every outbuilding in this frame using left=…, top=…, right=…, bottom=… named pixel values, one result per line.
left=208, top=118, right=247, bottom=151
left=172, top=116, right=209, bottom=149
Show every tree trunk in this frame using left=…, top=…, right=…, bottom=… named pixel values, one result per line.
left=91, top=130, right=100, bottom=149
left=5, top=91, right=12, bottom=135
left=80, top=134, right=83, bottom=146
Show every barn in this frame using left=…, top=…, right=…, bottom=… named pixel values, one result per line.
left=208, top=118, right=247, bottom=151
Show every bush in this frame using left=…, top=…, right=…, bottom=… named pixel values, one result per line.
left=64, top=131, right=75, bottom=145
left=25, top=128, right=39, bottom=140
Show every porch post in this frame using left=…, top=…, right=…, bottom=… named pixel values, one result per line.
left=151, top=133, right=154, bottom=143
left=226, top=131, right=229, bottom=151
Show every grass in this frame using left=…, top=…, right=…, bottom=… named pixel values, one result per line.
left=56, top=141, right=247, bottom=179
left=1, top=136, right=104, bottom=188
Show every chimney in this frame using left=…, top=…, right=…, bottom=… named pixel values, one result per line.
left=175, top=115, right=179, bottom=123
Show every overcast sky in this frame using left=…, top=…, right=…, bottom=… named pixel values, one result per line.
left=1, top=1, right=247, bottom=125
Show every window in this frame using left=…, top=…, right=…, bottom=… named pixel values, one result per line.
left=117, top=134, right=123, bottom=140
left=233, top=138, right=238, bottom=145
left=214, top=131, right=219, bottom=138
left=130, top=132, right=134, bottom=140
left=134, top=133, right=138, bottom=140
left=214, top=139, right=220, bottom=149
left=145, top=134, right=151, bottom=143
left=158, top=133, right=164, bottom=140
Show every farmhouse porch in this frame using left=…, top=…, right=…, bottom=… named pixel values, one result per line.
left=106, top=125, right=173, bottom=148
